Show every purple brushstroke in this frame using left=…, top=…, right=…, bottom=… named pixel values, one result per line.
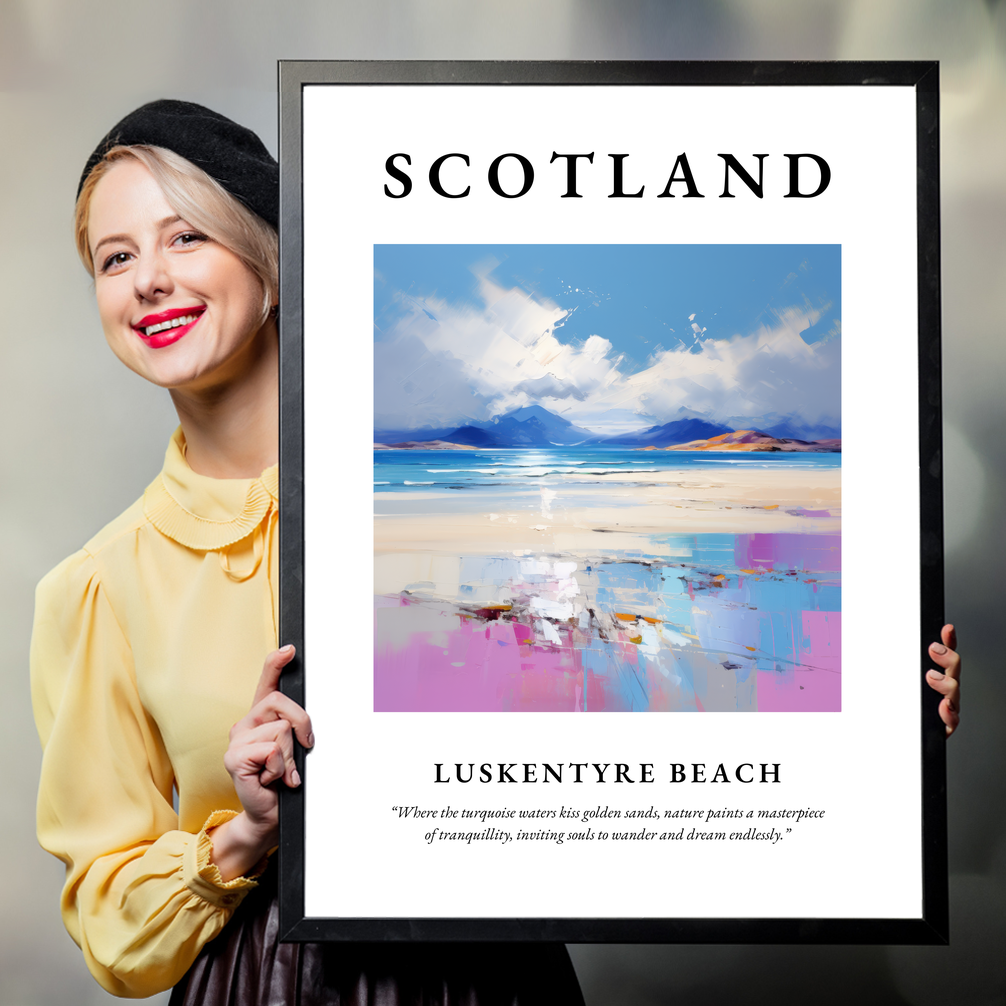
left=375, top=532, right=841, bottom=713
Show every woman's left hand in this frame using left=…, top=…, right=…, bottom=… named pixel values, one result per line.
left=926, top=624, right=961, bottom=737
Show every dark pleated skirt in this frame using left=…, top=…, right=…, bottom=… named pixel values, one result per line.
left=169, top=869, right=585, bottom=1006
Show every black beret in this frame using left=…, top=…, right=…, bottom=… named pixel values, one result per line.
left=78, top=99, right=278, bottom=228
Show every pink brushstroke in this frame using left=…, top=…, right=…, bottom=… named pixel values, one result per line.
left=734, top=533, right=841, bottom=573
left=757, top=610, right=841, bottom=712
left=375, top=598, right=584, bottom=711
left=373, top=596, right=675, bottom=712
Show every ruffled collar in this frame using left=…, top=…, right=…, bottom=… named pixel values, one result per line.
left=143, top=428, right=278, bottom=551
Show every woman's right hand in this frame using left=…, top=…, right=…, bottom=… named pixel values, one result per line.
left=209, top=645, right=314, bottom=881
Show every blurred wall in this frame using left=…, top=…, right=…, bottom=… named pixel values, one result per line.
left=1, top=2, right=1003, bottom=1003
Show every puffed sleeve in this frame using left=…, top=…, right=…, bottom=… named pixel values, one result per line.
left=31, top=549, right=262, bottom=998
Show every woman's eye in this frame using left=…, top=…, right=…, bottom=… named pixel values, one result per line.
left=101, top=251, right=132, bottom=273
left=173, top=231, right=208, bottom=248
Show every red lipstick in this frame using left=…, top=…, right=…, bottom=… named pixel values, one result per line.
left=132, top=306, right=206, bottom=349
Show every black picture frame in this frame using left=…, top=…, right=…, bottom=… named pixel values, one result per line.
left=277, top=60, right=945, bottom=944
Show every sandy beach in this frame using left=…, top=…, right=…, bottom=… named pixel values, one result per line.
left=373, top=463, right=841, bottom=713
left=375, top=465, right=840, bottom=559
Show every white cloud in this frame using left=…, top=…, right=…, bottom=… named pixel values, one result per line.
left=375, top=279, right=839, bottom=434
left=631, top=304, right=840, bottom=425
left=375, top=276, right=625, bottom=428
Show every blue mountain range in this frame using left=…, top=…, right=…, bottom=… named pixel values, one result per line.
left=601, top=417, right=733, bottom=446
left=375, top=405, right=839, bottom=447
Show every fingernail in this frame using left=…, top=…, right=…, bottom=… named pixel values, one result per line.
left=931, top=643, right=947, bottom=655
left=307, top=732, right=315, bottom=748
left=280, top=644, right=295, bottom=654
left=928, top=669, right=944, bottom=680
left=292, top=768, right=301, bottom=787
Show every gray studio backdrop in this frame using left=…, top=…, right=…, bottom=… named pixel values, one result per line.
left=2, top=2, right=1003, bottom=1004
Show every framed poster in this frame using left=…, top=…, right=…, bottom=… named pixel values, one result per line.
left=277, top=61, right=946, bottom=943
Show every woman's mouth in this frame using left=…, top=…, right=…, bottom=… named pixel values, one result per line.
left=133, top=307, right=206, bottom=348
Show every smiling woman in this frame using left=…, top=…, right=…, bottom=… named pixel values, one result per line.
left=30, top=100, right=585, bottom=1004
left=85, top=159, right=272, bottom=395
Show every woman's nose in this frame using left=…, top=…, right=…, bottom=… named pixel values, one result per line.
left=133, top=249, right=173, bottom=302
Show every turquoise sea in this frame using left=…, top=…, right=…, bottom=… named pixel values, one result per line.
left=374, top=446, right=840, bottom=494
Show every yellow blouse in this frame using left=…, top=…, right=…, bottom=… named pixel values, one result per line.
left=31, top=429, right=279, bottom=998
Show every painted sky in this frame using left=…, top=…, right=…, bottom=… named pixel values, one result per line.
left=374, top=245, right=840, bottom=436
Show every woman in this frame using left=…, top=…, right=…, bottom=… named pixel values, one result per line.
left=31, top=100, right=586, bottom=1003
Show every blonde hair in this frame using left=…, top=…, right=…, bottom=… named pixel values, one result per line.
left=75, top=145, right=278, bottom=322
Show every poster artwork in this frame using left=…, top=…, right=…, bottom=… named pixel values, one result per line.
left=373, top=244, right=841, bottom=713
left=288, top=65, right=942, bottom=940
